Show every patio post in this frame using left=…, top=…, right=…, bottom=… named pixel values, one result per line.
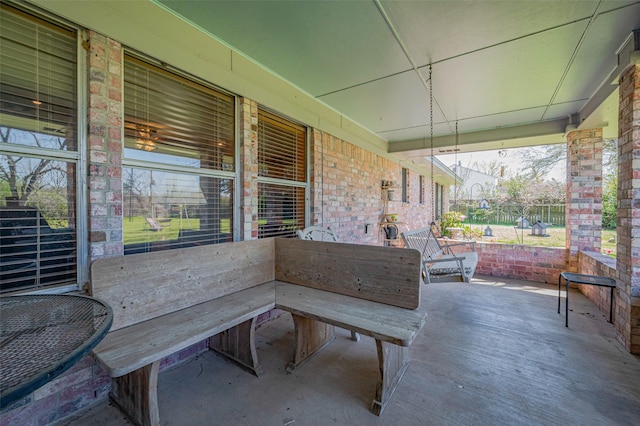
left=239, top=98, right=260, bottom=240
left=565, top=128, right=603, bottom=272
left=617, top=62, right=640, bottom=355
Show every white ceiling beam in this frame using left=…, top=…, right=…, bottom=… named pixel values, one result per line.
left=577, top=28, right=640, bottom=131
left=388, top=118, right=568, bottom=155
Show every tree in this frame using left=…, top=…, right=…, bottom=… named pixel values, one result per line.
left=602, top=172, right=617, bottom=229
left=1, top=127, right=68, bottom=210
left=517, top=144, right=566, bottom=180
left=470, top=159, right=503, bottom=178
left=517, top=139, right=617, bottom=180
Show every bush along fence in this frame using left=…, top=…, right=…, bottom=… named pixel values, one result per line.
left=452, top=203, right=566, bottom=227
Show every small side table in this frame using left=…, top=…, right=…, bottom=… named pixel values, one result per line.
left=558, top=272, right=616, bottom=327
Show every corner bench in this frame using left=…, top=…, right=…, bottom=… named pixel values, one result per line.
left=90, top=238, right=426, bottom=425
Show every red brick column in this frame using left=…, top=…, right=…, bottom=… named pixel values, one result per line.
left=565, top=128, right=603, bottom=271
left=239, top=97, right=259, bottom=240
left=310, top=129, right=323, bottom=226
left=87, top=32, right=123, bottom=258
left=617, top=63, right=640, bottom=354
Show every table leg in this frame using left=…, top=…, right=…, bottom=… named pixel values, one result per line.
left=565, top=278, right=569, bottom=327
left=609, top=287, right=614, bottom=324
left=557, top=275, right=561, bottom=315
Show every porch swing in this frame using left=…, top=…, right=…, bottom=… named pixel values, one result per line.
left=401, top=65, right=478, bottom=284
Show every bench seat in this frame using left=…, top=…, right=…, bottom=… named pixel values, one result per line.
left=275, top=281, right=427, bottom=415
left=93, top=282, right=276, bottom=377
left=428, top=251, right=478, bottom=279
left=276, top=282, right=426, bottom=346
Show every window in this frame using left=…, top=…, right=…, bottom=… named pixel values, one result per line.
left=257, top=109, right=306, bottom=238
left=122, top=55, right=235, bottom=253
left=401, top=168, right=408, bottom=203
left=435, top=183, right=444, bottom=219
left=419, top=175, right=425, bottom=204
left=1, top=5, right=79, bottom=293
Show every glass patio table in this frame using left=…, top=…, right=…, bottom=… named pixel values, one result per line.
left=0, top=294, right=112, bottom=408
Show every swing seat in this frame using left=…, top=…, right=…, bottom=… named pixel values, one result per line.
left=401, top=227, right=478, bottom=284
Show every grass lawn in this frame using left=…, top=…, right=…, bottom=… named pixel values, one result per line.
left=469, top=224, right=617, bottom=258
left=123, top=216, right=231, bottom=245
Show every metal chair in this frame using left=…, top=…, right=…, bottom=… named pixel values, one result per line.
left=296, top=225, right=338, bottom=242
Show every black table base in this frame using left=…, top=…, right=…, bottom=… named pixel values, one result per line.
left=558, top=272, right=616, bottom=327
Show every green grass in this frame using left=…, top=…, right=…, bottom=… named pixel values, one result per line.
left=123, top=216, right=231, bottom=245
left=476, top=224, right=617, bottom=258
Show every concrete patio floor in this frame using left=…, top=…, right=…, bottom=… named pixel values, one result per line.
left=61, top=276, right=640, bottom=426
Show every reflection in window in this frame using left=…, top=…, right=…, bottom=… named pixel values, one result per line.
left=123, top=55, right=234, bottom=172
left=1, top=149, right=77, bottom=293
left=258, top=183, right=305, bottom=238
left=123, top=169, right=233, bottom=254
left=0, top=5, right=78, bottom=293
left=122, top=55, right=236, bottom=253
left=0, top=4, right=77, bottom=151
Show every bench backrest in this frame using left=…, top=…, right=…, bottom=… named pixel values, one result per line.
left=401, top=228, right=443, bottom=260
left=91, top=238, right=275, bottom=331
left=275, top=238, right=422, bottom=309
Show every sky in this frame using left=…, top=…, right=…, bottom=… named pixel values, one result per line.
left=436, top=147, right=565, bottom=181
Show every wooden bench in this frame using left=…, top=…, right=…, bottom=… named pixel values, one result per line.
left=275, top=238, right=426, bottom=415
left=90, top=239, right=276, bottom=426
left=90, top=238, right=426, bottom=424
left=401, top=227, right=478, bottom=284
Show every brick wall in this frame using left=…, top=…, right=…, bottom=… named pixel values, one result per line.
left=617, top=63, right=640, bottom=354
left=475, top=242, right=567, bottom=284
left=311, top=130, right=433, bottom=244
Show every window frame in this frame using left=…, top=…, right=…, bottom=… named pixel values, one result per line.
left=401, top=168, right=408, bottom=203
left=0, top=3, right=87, bottom=294
left=121, top=51, right=238, bottom=251
left=256, top=107, right=309, bottom=238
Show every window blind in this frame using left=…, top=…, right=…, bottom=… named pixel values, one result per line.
left=258, top=183, right=305, bottom=238
left=257, top=109, right=306, bottom=238
left=122, top=56, right=236, bottom=254
left=258, top=110, right=306, bottom=182
left=0, top=4, right=76, bottom=146
left=0, top=5, right=78, bottom=293
left=124, top=55, right=235, bottom=171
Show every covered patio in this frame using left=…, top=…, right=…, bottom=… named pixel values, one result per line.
left=1, top=1, right=640, bottom=424
left=62, top=276, right=640, bottom=426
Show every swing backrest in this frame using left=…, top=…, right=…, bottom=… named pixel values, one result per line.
left=401, top=227, right=444, bottom=261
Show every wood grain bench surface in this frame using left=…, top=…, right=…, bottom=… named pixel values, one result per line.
left=275, top=281, right=427, bottom=346
left=93, top=282, right=275, bottom=377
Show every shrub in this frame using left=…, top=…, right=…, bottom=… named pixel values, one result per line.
left=440, top=211, right=465, bottom=237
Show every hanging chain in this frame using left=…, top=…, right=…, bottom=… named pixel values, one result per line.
left=454, top=120, right=458, bottom=210
left=429, top=64, right=435, bottom=224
